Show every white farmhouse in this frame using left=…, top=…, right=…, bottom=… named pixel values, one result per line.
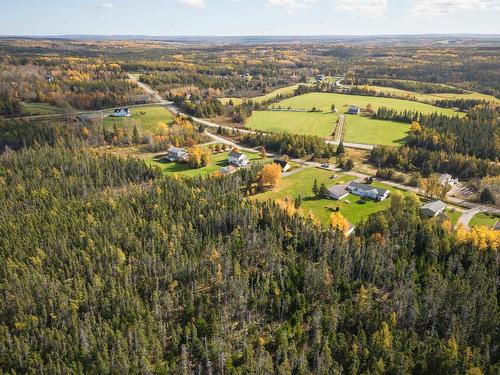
left=228, top=150, right=249, bottom=167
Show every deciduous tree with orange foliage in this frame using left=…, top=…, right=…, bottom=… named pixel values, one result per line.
left=188, top=146, right=211, bottom=168
left=259, top=163, right=282, bottom=190
left=330, top=212, right=350, bottom=234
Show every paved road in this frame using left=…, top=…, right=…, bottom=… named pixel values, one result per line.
left=128, top=74, right=170, bottom=105
left=133, top=75, right=500, bottom=219
left=456, top=208, right=481, bottom=229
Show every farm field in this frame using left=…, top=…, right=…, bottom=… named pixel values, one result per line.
left=343, top=115, right=410, bottom=145
left=274, top=92, right=461, bottom=116
left=220, top=84, right=302, bottom=106
left=469, top=212, right=499, bottom=228
left=253, top=167, right=409, bottom=226
left=103, top=105, right=174, bottom=133
left=146, top=147, right=269, bottom=178
left=246, top=111, right=337, bottom=137
left=352, top=84, right=500, bottom=105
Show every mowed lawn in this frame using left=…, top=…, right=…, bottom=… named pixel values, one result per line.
left=343, top=115, right=410, bottom=145
left=146, top=148, right=269, bottom=178
left=246, top=111, right=337, bottom=137
left=469, top=213, right=499, bottom=228
left=275, top=92, right=459, bottom=116
left=253, top=167, right=408, bottom=226
left=103, top=105, right=174, bottom=133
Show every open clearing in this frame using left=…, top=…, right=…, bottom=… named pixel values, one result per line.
left=246, top=110, right=410, bottom=146
left=352, top=84, right=500, bottom=105
left=343, top=115, right=410, bottom=145
left=246, top=111, right=337, bottom=137
left=274, top=92, right=461, bottom=116
left=220, top=84, right=302, bottom=106
left=253, top=167, right=410, bottom=226
left=22, top=102, right=63, bottom=115
left=244, top=92, right=458, bottom=146
left=469, top=212, right=499, bottom=228
left=146, top=148, right=269, bottom=178
left=103, top=105, right=174, bottom=133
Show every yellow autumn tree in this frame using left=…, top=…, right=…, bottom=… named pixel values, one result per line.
left=330, top=212, right=350, bottom=234
left=188, top=146, right=210, bottom=168
left=259, top=163, right=282, bottom=189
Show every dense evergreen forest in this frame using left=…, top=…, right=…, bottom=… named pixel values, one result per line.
left=0, top=119, right=498, bottom=374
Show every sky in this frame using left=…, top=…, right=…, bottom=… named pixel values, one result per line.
left=1, top=0, right=500, bottom=36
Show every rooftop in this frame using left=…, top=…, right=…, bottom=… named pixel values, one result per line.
left=421, top=200, right=446, bottom=213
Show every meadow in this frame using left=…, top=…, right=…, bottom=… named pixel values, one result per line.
left=22, top=102, right=63, bottom=115
left=354, top=84, right=500, bottom=105
left=274, top=92, right=460, bottom=116
left=343, top=115, right=410, bottom=145
left=246, top=111, right=337, bottom=137
left=103, top=105, right=174, bottom=133
left=253, top=167, right=410, bottom=226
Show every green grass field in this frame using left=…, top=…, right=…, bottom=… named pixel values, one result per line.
left=343, top=115, right=410, bottom=145
left=246, top=111, right=337, bottom=137
left=274, top=92, right=460, bottom=116
left=103, top=105, right=174, bottom=134
left=469, top=213, right=499, bottom=228
left=220, top=82, right=316, bottom=105
left=146, top=148, right=268, bottom=178
left=445, top=208, right=462, bottom=226
left=22, top=102, right=62, bottom=115
left=254, top=167, right=408, bottom=226
left=353, top=82, right=500, bottom=105
left=244, top=92, right=460, bottom=146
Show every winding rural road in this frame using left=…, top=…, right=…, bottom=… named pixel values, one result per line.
left=131, top=74, right=499, bottom=220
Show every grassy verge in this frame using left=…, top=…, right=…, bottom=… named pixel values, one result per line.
left=469, top=213, right=499, bottom=228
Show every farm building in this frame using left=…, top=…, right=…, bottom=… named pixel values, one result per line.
left=347, top=106, right=360, bottom=115
left=316, top=74, right=325, bottom=82
left=111, top=108, right=131, bottom=117
left=228, top=151, right=250, bottom=167
left=325, top=184, right=349, bottom=200
left=164, top=146, right=189, bottom=162
left=420, top=200, right=446, bottom=217
left=273, top=159, right=291, bottom=172
left=347, top=181, right=389, bottom=201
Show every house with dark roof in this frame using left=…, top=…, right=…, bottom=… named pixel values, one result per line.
left=316, top=74, right=325, bottom=83
left=111, top=108, right=131, bottom=117
left=347, top=181, right=390, bottom=201
left=228, top=150, right=249, bottom=167
left=347, top=106, right=360, bottom=115
left=325, top=184, right=349, bottom=200
left=273, top=159, right=291, bottom=172
left=420, top=200, right=447, bottom=217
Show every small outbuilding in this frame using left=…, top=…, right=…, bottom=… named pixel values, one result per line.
left=420, top=200, right=447, bottom=217
left=493, top=221, right=500, bottom=231
left=273, top=159, right=291, bottom=172
left=347, top=106, right=360, bottom=115
left=111, top=108, right=131, bottom=117
left=325, top=184, right=349, bottom=200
